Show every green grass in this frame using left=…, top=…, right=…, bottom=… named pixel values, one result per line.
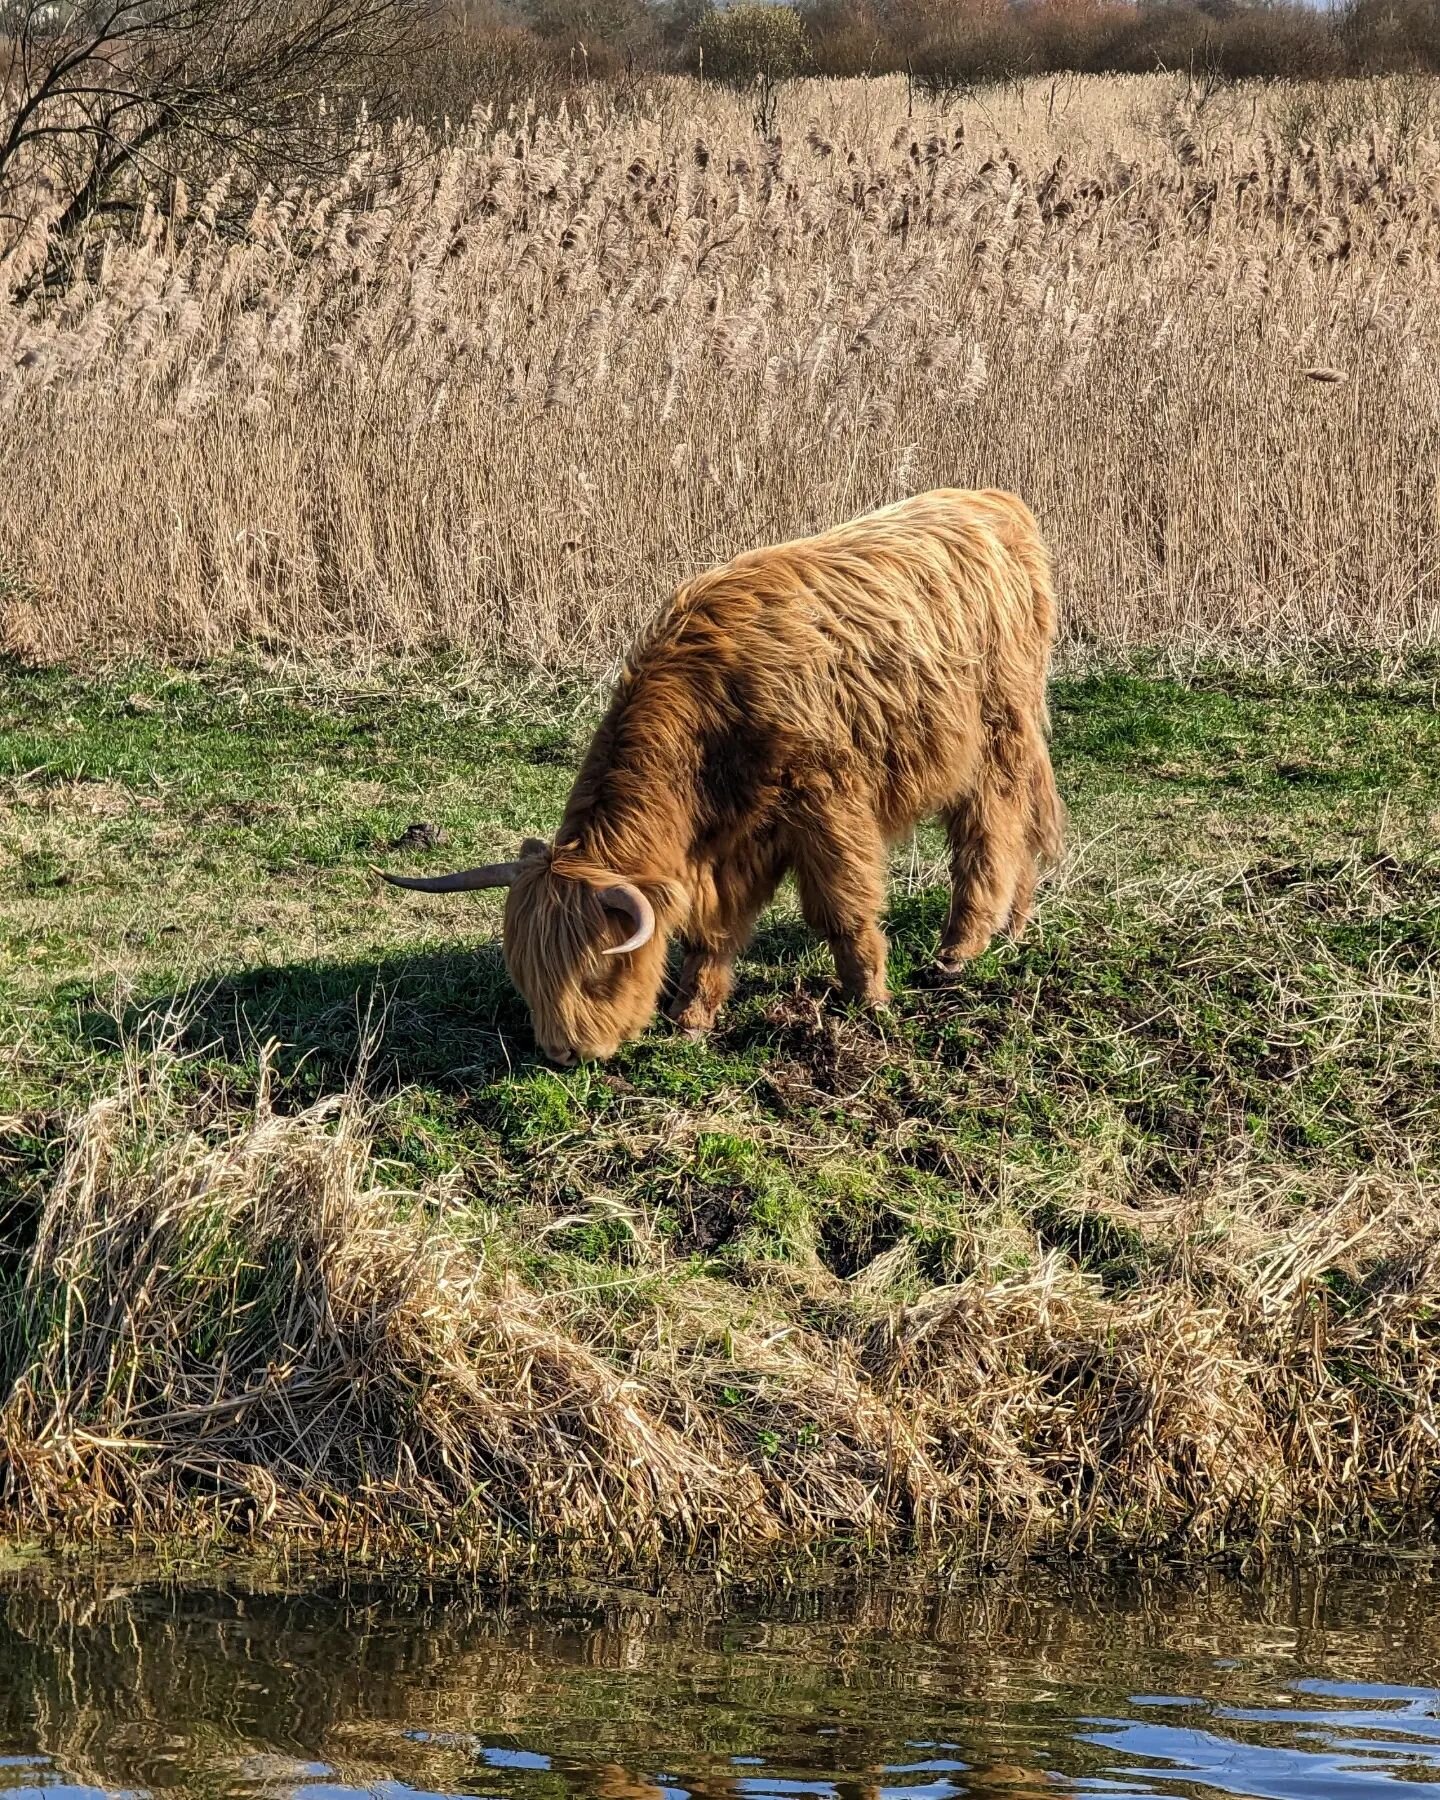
left=1, top=653, right=1438, bottom=1290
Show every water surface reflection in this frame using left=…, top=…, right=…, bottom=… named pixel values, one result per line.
left=0, top=1560, right=1435, bottom=1800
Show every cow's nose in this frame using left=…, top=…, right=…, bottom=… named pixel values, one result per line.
left=546, top=1044, right=577, bottom=1068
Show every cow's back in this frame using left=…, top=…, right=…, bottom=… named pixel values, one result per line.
left=624, top=491, right=1050, bottom=836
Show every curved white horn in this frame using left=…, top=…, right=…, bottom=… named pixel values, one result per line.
left=377, top=861, right=520, bottom=894
left=599, top=882, right=656, bottom=956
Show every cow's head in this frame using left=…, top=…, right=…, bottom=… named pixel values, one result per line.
left=380, top=841, right=677, bottom=1064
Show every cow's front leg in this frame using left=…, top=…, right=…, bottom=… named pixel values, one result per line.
left=666, top=944, right=738, bottom=1035
left=665, top=866, right=782, bottom=1035
left=790, top=803, right=890, bottom=1011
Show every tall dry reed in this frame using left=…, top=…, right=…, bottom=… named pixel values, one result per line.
left=2, top=73, right=1438, bottom=667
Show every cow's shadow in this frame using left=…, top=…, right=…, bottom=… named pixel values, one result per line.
left=101, top=943, right=526, bottom=1103
left=102, top=907, right=875, bottom=1104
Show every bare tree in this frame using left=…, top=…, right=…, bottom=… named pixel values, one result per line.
left=0, top=0, right=423, bottom=279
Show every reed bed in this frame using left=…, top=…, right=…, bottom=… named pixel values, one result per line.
left=3, top=73, right=1439, bottom=667
left=3, top=1033, right=1438, bottom=1572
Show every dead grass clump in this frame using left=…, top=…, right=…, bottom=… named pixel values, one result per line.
left=868, top=1175, right=1440, bottom=1551
left=3, top=1042, right=1439, bottom=1570
left=0, top=1049, right=771, bottom=1568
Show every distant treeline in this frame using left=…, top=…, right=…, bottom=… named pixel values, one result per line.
left=409, top=0, right=1440, bottom=118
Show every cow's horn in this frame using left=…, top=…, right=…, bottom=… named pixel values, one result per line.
left=599, top=882, right=655, bottom=955
left=377, top=861, right=520, bottom=893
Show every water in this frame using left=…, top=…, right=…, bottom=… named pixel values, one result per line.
left=0, top=1560, right=1437, bottom=1800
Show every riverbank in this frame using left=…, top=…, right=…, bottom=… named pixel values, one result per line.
left=1, top=654, right=1438, bottom=1572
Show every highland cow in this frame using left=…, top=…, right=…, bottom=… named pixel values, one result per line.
left=382, top=489, right=1064, bottom=1065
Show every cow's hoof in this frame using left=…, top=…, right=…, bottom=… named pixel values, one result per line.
left=838, top=987, right=890, bottom=1017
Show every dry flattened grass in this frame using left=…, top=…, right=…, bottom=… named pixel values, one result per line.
left=2, top=73, right=1439, bottom=666
left=0, top=1052, right=763, bottom=1566
left=3, top=1039, right=1438, bottom=1570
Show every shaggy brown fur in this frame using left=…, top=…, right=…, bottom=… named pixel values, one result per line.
left=388, top=489, right=1064, bottom=1064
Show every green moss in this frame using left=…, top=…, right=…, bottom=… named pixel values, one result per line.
left=488, top=1071, right=585, bottom=1144
left=687, top=1132, right=815, bottom=1265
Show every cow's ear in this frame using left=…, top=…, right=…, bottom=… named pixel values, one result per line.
left=519, top=837, right=549, bottom=859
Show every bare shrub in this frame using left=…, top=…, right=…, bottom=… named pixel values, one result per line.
left=794, top=0, right=886, bottom=78
left=397, top=2, right=580, bottom=124
left=0, top=0, right=422, bottom=285
left=524, top=0, right=662, bottom=71
left=697, top=2, right=808, bottom=82
left=798, top=0, right=1440, bottom=81
left=901, top=1, right=1039, bottom=90
left=1340, top=0, right=1440, bottom=74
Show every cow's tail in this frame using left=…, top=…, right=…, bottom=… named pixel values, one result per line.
left=1030, top=752, right=1067, bottom=870
left=1008, top=494, right=1065, bottom=867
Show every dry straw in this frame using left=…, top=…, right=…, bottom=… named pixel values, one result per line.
left=3, top=1035, right=1438, bottom=1570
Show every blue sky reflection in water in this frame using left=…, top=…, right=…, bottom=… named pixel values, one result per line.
left=0, top=1563, right=1438, bottom=1800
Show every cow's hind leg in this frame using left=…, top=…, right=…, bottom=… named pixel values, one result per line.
left=790, top=804, right=890, bottom=1010
left=1006, top=750, right=1066, bottom=942
left=1006, top=857, right=1040, bottom=944
left=938, top=775, right=1030, bottom=972
left=667, top=867, right=782, bottom=1035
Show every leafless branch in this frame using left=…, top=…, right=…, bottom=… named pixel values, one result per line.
left=1, top=0, right=427, bottom=274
